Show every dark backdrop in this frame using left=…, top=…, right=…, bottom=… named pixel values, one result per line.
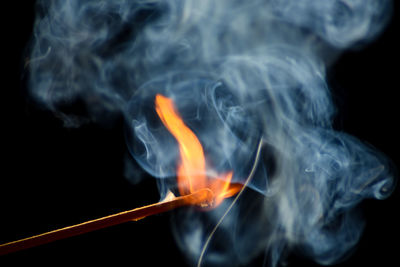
left=2, top=2, right=399, bottom=266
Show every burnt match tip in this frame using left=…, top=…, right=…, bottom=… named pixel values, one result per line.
left=186, top=188, right=215, bottom=208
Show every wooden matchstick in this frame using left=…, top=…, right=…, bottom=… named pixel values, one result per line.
left=0, top=189, right=214, bottom=256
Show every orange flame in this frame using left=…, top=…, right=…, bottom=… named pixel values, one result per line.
left=155, top=94, right=242, bottom=207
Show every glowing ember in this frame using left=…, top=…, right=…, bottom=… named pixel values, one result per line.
left=155, top=94, right=242, bottom=207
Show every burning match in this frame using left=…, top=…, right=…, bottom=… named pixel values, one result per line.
left=1, top=94, right=247, bottom=256
left=0, top=188, right=214, bottom=256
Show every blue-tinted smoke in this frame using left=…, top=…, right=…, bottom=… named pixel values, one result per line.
left=28, top=0, right=395, bottom=266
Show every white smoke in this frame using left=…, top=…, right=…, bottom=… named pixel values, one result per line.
left=28, top=0, right=396, bottom=266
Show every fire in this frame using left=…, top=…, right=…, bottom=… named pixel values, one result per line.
left=155, top=94, right=242, bottom=207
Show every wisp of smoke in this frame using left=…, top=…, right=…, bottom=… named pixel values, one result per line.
left=27, top=0, right=396, bottom=266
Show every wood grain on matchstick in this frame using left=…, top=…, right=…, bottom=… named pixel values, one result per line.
left=0, top=189, right=213, bottom=256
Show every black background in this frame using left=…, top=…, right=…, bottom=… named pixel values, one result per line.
left=2, top=1, right=399, bottom=266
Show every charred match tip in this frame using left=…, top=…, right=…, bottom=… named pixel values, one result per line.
left=0, top=188, right=214, bottom=256
left=186, top=188, right=215, bottom=207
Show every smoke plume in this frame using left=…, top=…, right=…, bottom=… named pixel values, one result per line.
left=27, top=0, right=396, bottom=266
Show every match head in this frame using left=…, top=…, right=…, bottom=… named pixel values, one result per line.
left=185, top=188, right=215, bottom=209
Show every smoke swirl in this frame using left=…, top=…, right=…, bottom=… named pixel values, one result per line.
left=27, top=0, right=396, bottom=266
